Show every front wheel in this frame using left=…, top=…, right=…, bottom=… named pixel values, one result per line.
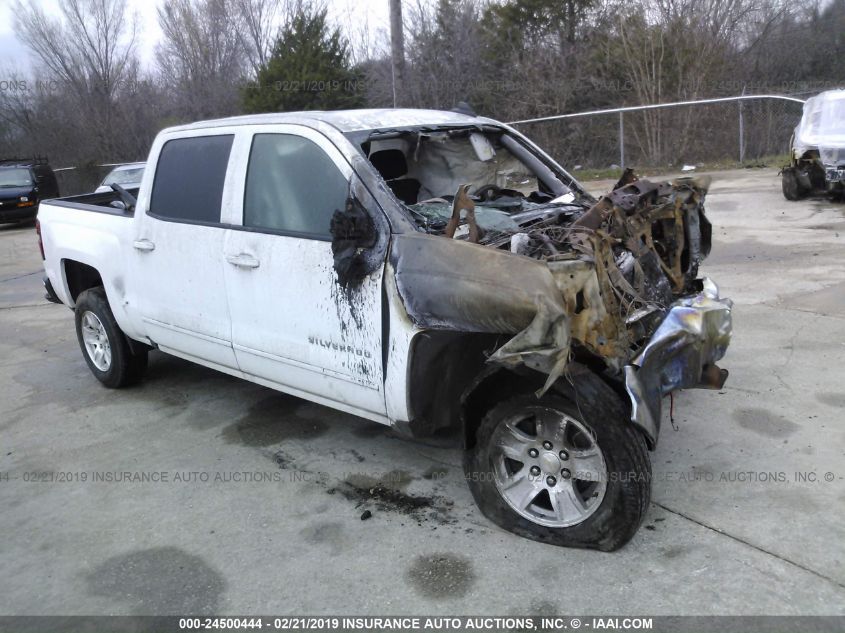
left=782, top=167, right=806, bottom=201
left=464, top=377, right=650, bottom=551
left=75, top=287, right=148, bottom=388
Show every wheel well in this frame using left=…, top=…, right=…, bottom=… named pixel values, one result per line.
left=63, top=260, right=103, bottom=303
left=461, top=363, right=649, bottom=451
left=461, top=366, right=546, bottom=449
left=406, top=331, right=651, bottom=451
left=405, top=331, right=504, bottom=439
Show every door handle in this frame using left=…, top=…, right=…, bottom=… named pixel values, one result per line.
left=133, top=239, right=155, bottom=252
left=226, top=253, right=260, bottom=269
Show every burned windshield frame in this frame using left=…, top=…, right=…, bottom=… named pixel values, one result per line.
left=345, top=124, right=591, bottom=214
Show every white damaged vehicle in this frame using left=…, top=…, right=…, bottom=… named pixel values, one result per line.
left=782, top=89, right=845, bottom=200
left=36, top=109, right=732, bottom=550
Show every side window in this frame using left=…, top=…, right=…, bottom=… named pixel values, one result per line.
left=243, top=133, right=349, bottom=237
left=150, top=135, right=234, bottom=223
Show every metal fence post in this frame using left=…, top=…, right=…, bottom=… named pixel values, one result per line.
left=738, top=100, right=745, bottom=164
left=619, top=111, right=625, bottom=168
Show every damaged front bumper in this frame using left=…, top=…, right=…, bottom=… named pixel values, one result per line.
left=825, top=166, right=845, bottom=184
left=624, top=278, right=732, bottom=447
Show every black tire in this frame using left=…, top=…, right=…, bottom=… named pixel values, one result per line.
left=782, top=168, right=805, bottom=201
left=74, top=286, right=147, bottom=388
left=464, top=373, right=651, bottom=551
left=809, top=164, right=827, bottom=191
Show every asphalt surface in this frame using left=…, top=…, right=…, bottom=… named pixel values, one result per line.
left=0, top=168, right=843, bottom=616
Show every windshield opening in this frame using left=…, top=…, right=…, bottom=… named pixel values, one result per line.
left=358, top=127, right=583, bottom=240
left=362, top=129, right=570, bottom=205
left=0, top=167, right=33, bottom=188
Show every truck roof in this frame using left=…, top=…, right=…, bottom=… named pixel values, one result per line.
left=162, top=108, right=493, bottom=134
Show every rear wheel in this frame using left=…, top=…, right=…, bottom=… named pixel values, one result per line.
left=75, top=287, right=147, bottom=388
left=464, top=376, right=650, bottom=551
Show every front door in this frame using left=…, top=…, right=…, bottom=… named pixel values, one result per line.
left=222, top=127, right=387, bottom=419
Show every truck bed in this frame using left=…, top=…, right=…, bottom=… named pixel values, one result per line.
left=37, top=191, right=138, bottom=326
left=45, top=188, right=139, bottom=217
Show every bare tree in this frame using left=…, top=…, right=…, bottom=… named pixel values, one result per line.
left=234, top=0, right=283, bottom=75
left=0, top=70, right=37, bottom=156
left=14, top=0, right=137, bottom=101
left=402, top=0, right=486, bottom=109
left=12, top=0, right=139, bottom=160
left=607, top=0, right=756, bottom=162
left=156, top=0, right=247, bottom=120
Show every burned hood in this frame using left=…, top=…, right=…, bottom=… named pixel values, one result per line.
left=390, top=231, right=565, bottom=334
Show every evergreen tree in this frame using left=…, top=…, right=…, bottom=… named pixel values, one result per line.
left=242, top=8, right=364, bottom=113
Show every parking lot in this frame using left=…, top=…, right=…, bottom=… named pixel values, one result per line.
left=0, top=167, right=843, bottom=616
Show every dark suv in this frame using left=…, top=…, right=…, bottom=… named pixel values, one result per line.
left=0, top=157, right=60, bottom=224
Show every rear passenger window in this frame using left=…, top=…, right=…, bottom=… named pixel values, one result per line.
left=150, top=135, right=233, bottom=223
left=243, top=134, right=349, bottom=237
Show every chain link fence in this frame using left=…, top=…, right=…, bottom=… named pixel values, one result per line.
left=509, top=95, right=807, bottom=172
left=51, top=95, right=806, bottom=196
left=53, top=164, right=119, bottom=197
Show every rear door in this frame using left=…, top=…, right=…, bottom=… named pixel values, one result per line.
left=130, top=131, right=239, bottom=370
left=222, top=125, right=387, bottom=420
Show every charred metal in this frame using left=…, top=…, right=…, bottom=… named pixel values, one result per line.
left=328, top=120, right=732, bottom=448
left=330, top=177, right=391, bottom=287
left=389, top=167, right=730, bottom=447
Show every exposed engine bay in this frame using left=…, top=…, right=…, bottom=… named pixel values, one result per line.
left=429, top=170, right=714, bottom=385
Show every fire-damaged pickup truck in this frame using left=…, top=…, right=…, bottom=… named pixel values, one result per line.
left=37, top=109, right=732, bottom=550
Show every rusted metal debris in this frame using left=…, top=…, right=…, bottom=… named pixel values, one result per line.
left=441, top=171, right=718, bottom=379
left=444, top=185, right=479, bottom=243
left=393, top=170, right=731, bottom=443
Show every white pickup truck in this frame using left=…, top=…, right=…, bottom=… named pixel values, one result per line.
left=37, top=108, right=732, bottom=551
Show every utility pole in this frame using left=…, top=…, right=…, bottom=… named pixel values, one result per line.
left=389, top=0, right=406, bottom=107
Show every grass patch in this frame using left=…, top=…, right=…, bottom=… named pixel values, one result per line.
left=569, top=153, right=790, bottom=182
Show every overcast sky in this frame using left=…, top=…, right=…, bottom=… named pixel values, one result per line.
left=0, top=0, right=391, bottom=75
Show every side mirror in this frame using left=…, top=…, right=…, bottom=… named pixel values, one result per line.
left=330, top=195, right=377, bottom=286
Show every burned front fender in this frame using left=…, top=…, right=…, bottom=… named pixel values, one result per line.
left=390, top=232, right=566, bottom=333
left=624, top=278, right=732, bottom=446
left=390, top=232, right=577, bottom=392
